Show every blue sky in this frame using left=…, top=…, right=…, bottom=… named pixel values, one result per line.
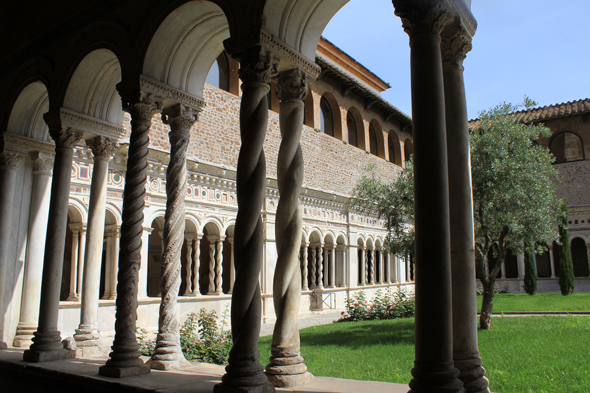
left=322, top=0, right=590, bottom=120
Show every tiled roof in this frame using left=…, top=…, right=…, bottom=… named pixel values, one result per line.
left=514, top=98, right=590, bottom=123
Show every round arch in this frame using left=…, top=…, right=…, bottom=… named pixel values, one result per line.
left=388, top=130, right=402, bottom=166
left=404, top=138, right=414, bottom=163
left=6, top=82, right=51, bottom=142
left=369, top=119, right=385, bottom=158
left=319, top=93, right=342, bottom=140
left=346, top=107, right=365, bottom=150
left=550, top=131, right=585, bottom=163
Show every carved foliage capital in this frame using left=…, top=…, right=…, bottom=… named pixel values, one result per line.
left=0, top=151, right=23, bottom=168
left=48, top=127, right=83, bottom=149
left=122, top=92, right=164, bottom=123
left=441, top=24, right=472, bottom=66
left=238, top=47, right=276, bottom=85
left=87, top=136, right=119, bottom=159
left=32, top=151, right=55, bottom=174
left=161, top=104, right=200, bottom=138
left=275, top=69, right=308, bottom=102
left=394, top=2, right=452, bottom=38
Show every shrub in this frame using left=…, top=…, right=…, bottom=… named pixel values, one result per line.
left=523, top=249, right=537, bottom=295
left=136, top=307, right=232, bottom=365
left=558, top=200, right=575, bottom=296
left=476, top=283, right=500, bottom=296
left=339, top=288, right=415, bottom=322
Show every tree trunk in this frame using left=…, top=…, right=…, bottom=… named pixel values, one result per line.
left=479, top=277, right=496, bottom=329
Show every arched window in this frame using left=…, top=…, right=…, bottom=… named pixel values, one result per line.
left=404, top=139, right=413, bottom=162
left=571, top=238, right=589, bottom=277
left=550, top=131, right=585, bottom=163
left=320, top=96, right=334, bottom=136
left=205, top=52, right=230, bottom=92
left=369, top=124, right=378, bottom=155
left=388, top=135, right=396, bottom=163
left=347, top=110, right=358, bottom=147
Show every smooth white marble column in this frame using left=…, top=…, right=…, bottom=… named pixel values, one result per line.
left=24, top=125, right=82, bottom=362
left=14, top=152, right=54, bottom=347
left=548, top=243, right=556, bottom=278
left=67, top=227, right=80, bottom=301
left=76, top=228, right=87, bottom=299
left=329, top=246, right=336, bottom=288
left=75, top=136, right=118, bottom=351
left=109, top=230, right=119, bottom=299
left=517, top=253, right=525, bottom=279
left=103, top=234, right=113, bottom=299
left=0, top=149, right=26, bottom=348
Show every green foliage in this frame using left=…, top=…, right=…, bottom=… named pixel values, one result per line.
left=339, top=288, right=415, bottom=322
left=476, top=283, right=505, bottom=296
left=558, top=200, right=575, bottom=295
left=523, top=248, right=537, bottom=295
left=347, top=162, right=414, bottom=259
left=136, top=307, right=232, bottom=365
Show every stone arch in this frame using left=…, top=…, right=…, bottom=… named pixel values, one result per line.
left=104, top=203, right=122, bottom=226
left=357, top=236, right=366, bottom=286
left=550, top=131, right=585, bottom=163
left=199, top=219, right=224, bottom=295
left=262, top=0, right=349, bottom=61
left=346, top=107, right=365, bottom=150
left=369, top=119, right=384, bottom=158
left=99, top=209, right=120, bottom=299
left=61, top=202, right=86, bottom=302
left=6, top=82, right=51, bottom=142
left=142, top=1, right=230, bottom=98
left=319, top=92, right=341, bottom=139
left=205, top=51, right=230, bottom=92
left=62, top=48, right=125, bottom=126
left=388, top=130, right=402, bottom=166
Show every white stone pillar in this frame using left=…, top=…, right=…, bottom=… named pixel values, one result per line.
left=317, top=245, right=324, bottom=290
left=192, top=235, right=202, bottom=295
left=359, top=247, right=366, bottom=285
left=341, top=246, right=348, bottom=287
left=102, top=233, right=113, bottom=299
left=183, top=236, right=194, bottom=296
left=548, top=243, right=556, bottom=278
left=76, top=227, right=87, bottom=299
left=310, top=247, right=317, bottom=290
left=329, top=245, right=336, bottom=288
left=301, top=243, right=309, bottom=291
left=75, top=136, right=118, bottom=351
left=215, top=236, right=225, bottom=294
left=14, top=152, right=54, bottom=347
left=228, top=236, right=235, bottom=294
left=67, top=227, right=80, bottom=301
left=109, top=229, right=120, bottom=299
left=322, top=247, right=329, bottom=288
left=24, top=124, right=83, bottom=362
left=207, top=235, right=217, bottom=295
left=517, top=253, right=525, bottom=279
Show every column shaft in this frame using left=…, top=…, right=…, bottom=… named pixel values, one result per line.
left=103, top=234, right=113, bottom=299
left=207, top=239, right=216, bottom=294
left=548, top=244, right=556, bottom=278
left=329, top=246, right=336, bottom=288
left=67, top=229, right=80, bottom=301
left=77, top=229, right=87, bottom=299
left=192, top=236, right=202, bottom=295
left=301, top=244, right=309, bottom=290
left=184, top=237, right=194, bottom=295
left=75, top=137, right=117, bottom=350
left=215, top=238, right=224, bottom=294
left=24, top=126, right=82, bottom=362
left=317, top=246, right=324, bottom=290
left=310, top=248, right=317, bottom=289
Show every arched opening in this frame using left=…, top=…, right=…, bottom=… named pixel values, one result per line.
left=147, top=217, right=165, bottom=298
left=100, top=209, right=119, bottom=299
left=357, top=237, right=365, bottom=286
left=550, top=131, right=585, bottom=163
left=369, top=124, right=378, bottom=156
left=199, top=221, right=223, bottom=295
left=404, top=139, right=414, bottom=163
left=366, top=238, right=374, bottom=284
left=534, top=242, right=552, bottom=278
left=571, top=237, right=589, bottom=277
left=323, top=234, right=335, bottom=288
left=347, top=110, right=358, bottom=147
left=388, top=131, right=402, bottom=165
left=222, top=225, right=235, bottom=294
left=336, top=235, right=347, bottom=287
left=61, top=206, right=85, bottom=301
left=304, top=92, right=314, bottom=128
left=320, top=95, right=334, bottom=137
left=205, top=51, right=230, bottom=92
left=369, top=120, right=384, bottom=158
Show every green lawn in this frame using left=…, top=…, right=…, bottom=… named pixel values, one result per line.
left=259, top=316, right=590, bottom=393
left=476, top=292, right=590, bottom=313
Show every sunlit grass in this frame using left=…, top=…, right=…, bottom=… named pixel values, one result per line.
left=259, top=316, right=590, bottom=392
left=476, top=292, right=590, bottom=312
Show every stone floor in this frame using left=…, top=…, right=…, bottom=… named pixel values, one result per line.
left=0, top=348, right=409, bottom=393
left=260, top=309, right=345, bottom=336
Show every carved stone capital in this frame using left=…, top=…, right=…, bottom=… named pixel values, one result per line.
left=238, top=47, right=277, bottom=85
left=275, top=69, right=308, bottom=102
left=32, top=151, right=55, bottom=174
left=48, top=127, right=83, bottom=149
left=441, top=24, right=473, bottom=67
left=118, top=90, right=164, bottom=123
left=87, top=136, right=118, bottom=160
left=161, top=104, right=201, bottom=138
left=393, top=1, right=452, bottom=38
left=0, top=151, right=24, bottom=168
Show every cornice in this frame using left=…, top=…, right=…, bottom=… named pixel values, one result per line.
left=59, top=108, right=125, bottom=140
left=139, top=75, right=207, bottom=112
left=2, top=132, right=55, bottom=155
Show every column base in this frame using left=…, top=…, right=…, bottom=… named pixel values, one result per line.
left=98, top=363, right=151, bottom=378
left=23, top=347, right=76, bottom=362
left=266, top=371, right=313, bottom=388
left=14, top=324, right=37, bottom=347
left=208, top=291, right=224, bottom=296
left=147, top=348, right=191, bottom=370
left=454, top=356, right=490, bottom=393
left=266, top=353, right=313, bottom=388
left=66, top=294, right=79, bottom=302
left=409, top=361, right=464, bottom=393
left=0, top=342, right=7, bottom=349
left=214, top=381, right=275, bottom=393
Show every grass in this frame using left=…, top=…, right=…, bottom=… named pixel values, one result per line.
left=259, top=316, right=590, bottom=393
left=476, top=292, right=590, bottom=312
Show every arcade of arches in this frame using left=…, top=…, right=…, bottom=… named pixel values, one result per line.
left=3, top=1, right=587, bottom=393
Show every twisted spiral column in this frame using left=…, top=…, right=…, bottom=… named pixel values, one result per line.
left=317, top=245, right=324, bottom=290
left=24, top=125, right=82, bottom=362
left=192, top=235, right=202, bottom=295
left=207, top=237, right=217, bottom=294
left=265, top=69, right=312, bottom=387
left=215, top=236, right=225, bottom=294
left=310, top=247, right=317, bottom=289
left=184, top=236, right=194, bottom=295
left=301, top=244, right=309, bottom=291
left=99, top=96, right=161, bottom=377
left=149, top=104, right=199, bottom=370
left=215, top=47, right=275, bottom=393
